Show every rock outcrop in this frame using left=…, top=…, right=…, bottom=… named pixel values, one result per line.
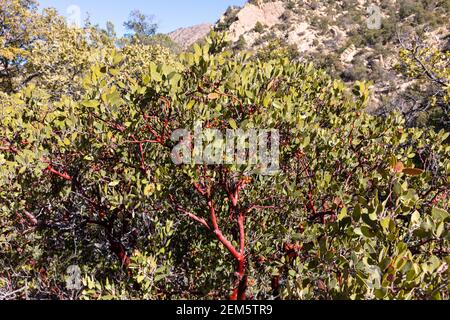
left=227, top=1, right=286, bottom=42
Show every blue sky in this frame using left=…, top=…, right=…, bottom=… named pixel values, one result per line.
left=38, top=0, right=247, bottom=34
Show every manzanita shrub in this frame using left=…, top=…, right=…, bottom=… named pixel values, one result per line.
left=397, top=39, right=450, bottom=130
left=1, top=30, right=449, bottom=300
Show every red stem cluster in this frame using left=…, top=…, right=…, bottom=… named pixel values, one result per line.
left=176, top=174, right=277, bottom=300
left=126, top=97, right=172, bottom=171
left=174, top=175, right=265, bottom=300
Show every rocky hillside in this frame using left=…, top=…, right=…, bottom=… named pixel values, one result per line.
left=213, top=0, right=450, bottom=113
left=164, top=1, right=449, bottom=114
left=217, top=0, right=449, bottom=52
left=168, top=23, right=212, bottom=49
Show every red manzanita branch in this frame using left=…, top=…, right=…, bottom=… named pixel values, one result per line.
left=45, top=164, right=72, bottom=181
left=143, top=104, right=172, bottom=145
left=142, top=117, right=162, bottom=143
left=109, top=122, right=126, bottom=133
left=225, top=181, right=241, bottom=208
left=231, top=208, right=247, bottom=301
left=128, top=135, right=147, bottom=170
left=126, top=105, right=174, bottom=170
left=181, top=174, right=251, bottom=300
left=0, top=146, right=18, bottom=154
left=91, top=114, right=126, bottom=133
left=208, top=199, right=241, bottom=260
left=194, top=182, right=208, bottom=196
left=238, top=212, right=245, bottom=255
left=308, top=191, right=317, bottom=215
left=214, top=89, right=244, bottom=110
left=23, top=211, right=38, bottom=226
left=228, top=180, right=250, bottom=300
left=127, top=132, right=167, bottom=170
left=229, top=189, right=239, bottom=207
left=138, top=141, right=145, bottom=170
left=127, top=138, right=161, bottom=144
left=176, top=206, right=211, bottom=230
left=246, top=205, right=276, bottom=213
left=109, top=239, right=131, bottom=268
left=159, top=96, right=172, bottom=142
left=431, top=191, right=448, bottom=205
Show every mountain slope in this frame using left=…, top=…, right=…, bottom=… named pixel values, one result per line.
left=214, top=0, right=449, bottom=113
left=164, top=0, right=449, bottom=115
left=168, top=23, right=213, bottom=49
